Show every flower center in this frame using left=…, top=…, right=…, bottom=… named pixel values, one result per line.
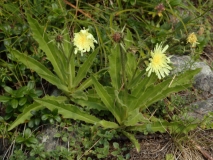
left=152, top=54, right=163, bottom=66
left=79, top=34, right=87, bottom=44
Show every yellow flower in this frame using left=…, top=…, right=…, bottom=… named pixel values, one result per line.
left=187, top=32, right=199, bottom=47
left=146, top=43, right=172, bottom=79
left=73, top=28, right=97, bottom=56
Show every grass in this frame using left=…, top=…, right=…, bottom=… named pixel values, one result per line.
left=0, top=0, right=213, bottom=159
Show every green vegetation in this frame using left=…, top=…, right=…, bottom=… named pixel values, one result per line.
left=0, top=0, right=213, bottom=159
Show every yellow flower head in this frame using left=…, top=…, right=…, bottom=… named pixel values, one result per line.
left=187, top=32, right=199, bottom=47
left=146, top=43, right=172, bottom=79
left=73, top=28, right=97, bottom=56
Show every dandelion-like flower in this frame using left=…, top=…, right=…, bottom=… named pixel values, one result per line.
left=146, top=43, right=172, bottom=79
left=73, top=28, right=97, bottom=56
left=187, top=32, right=199, bottom=47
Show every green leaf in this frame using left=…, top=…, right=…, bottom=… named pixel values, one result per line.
left=125, top=52, right=137, bottom=82
left=74, top=98, right=107, bottom=111
left=98, top=120, right=119, bottom=129
left=8, top=48, right=68, bottom=93
left=128, top=121, right=167, bottom=133
left=72, top=90, right=88, bottom=100
left=127, top=119, right=197, bottom=134
left=122, top=131, right=140, bottom=152
left=11, top=99, right=18, bottom=108
left=27, top=81, right=35, bottom=90
left=0, top=96, right=11, bottom=103
left=27, top=137, right=38, bottom=144
left=26, top=14, right=65, bottom=81
left=169, top=69, right=201, bottom=88
left=127, top=70, right=145, bottom=89
left=4, top=86, right=13, bottom=94
left=108, top=44, right=122, bottom=90
left=68, top=53, right=75, bottom=89
left=62, top=136, right=68, bottom=142
left=73, top=48, right=99, bottom=88
left=54, top=116, right=61, bottom=122
left=15, top=86, right=27, bottom=97
left=124, top=109, right=148, bottom=126
left=91, top=76, right=122, bottom=124
left=16, top=137, right=25, bottom=143
left=28, top=120, right=34, bottom=128
left=124, top=29, right=134, bottom=49
left=19, top=97, right=27, bottom=106
left=8, top=102, right=44, bottom=131
left=113, top=142, right=119, bottom=149
left=63, top=28, right=73, bottom=59
left=54, top=133, right=61, bottom=138
left=24, top=128, right=32, bottom=138
left=34, top=118, right=40, bottom=126
left=131, top=73, right=157, bottom=97
left=75, top=68, right=107, bottom=91
left=144, top=84, right=190, bottom=108
left=52, top=108, right=58, bottom=116
left=35, top=96, right=101, bottom=124
left=41, top=115, right=49, bottom=121
left=130, top=69, right=200, bottom=112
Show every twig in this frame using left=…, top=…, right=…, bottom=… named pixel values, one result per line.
left=78, top=138, right=101, bottom=160
left=191, top=140, right=213, bottom=160
left=63, top=0, right=97, bottom=23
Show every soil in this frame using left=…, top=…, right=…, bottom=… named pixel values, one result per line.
left=130, top=129, right=213, bottom=160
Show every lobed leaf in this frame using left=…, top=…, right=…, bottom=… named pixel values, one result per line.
left=73, top=48, right=99, bottom=88
left=35, top=97, right=101, bottom=124
left=91, top=76, right=122, bottom=124
left=8, top=102, right=44, bottom=131
left=26, top=14, right=65, bottom=82
left=108, top=44, right=122, bottom=90
left=9, top=48, right=68, bottom=93
left=130, top=69, right=201, bottom=112
left=122, top=131, right=140, bottom=152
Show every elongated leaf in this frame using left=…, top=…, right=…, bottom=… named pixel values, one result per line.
left=71, top=90, right=88, bottom=100
left=130, top=69, right=200, bottom=112
left=9, top=48, right=68, bottom=92
left=169, top=69, right=201, bottom=88
left=68, top=53, right=75, bottom=90
left=131, top=73, right=157, bottom=97
left=124, top=109, right=149, bottom=126
left=128, top=121, right=167, bottom=133
left=128, top=121, right=197, bottom=134
left=98, top=120, right=119, bottom=129
left=140, top=69, right=201, bottom=110
left=63, top=28, right=73, bottom=59
left=73, top=48, right=99, bottom=88
left=73, top=98, right=107, bottom=111
left=144, top=84, right=190, bottom=108
left=8, top=102, right=44, bottom=131
left=127, top=70, right=145, bottom=89
left=125, top=52, right=137, bottom=82
left=75, top=68, right=107, bottom=91
left=108, top=45, right=122, bottom=90
left=35, top=98, right=100, bottom=124
left=122, top=131, right=140, bottom=152
left=124, top=29, right=134, bottom=49
left=91, top=76, right=122, bottom=123
left=26, top=14, right=65, bottom=81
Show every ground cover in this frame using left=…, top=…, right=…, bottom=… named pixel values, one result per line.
left=0, top=0, right=213, bottom=159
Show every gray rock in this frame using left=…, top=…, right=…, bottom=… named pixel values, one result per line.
left=171, top=55, right=213, bottom=93
left=37, top=125, right=66, bottom=151
left=171, top=55, right=213, bottom=119
left=189, top=98, right=213, bottom=119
